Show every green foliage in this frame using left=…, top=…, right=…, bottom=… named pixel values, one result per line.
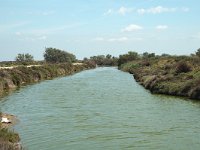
left=44, top=47, right=76, bottom=63
left=175, top=61, right=192, bottom=73
left=143, top=52, right=155, bottom=58
left=0, top=63, right=95, bottom=96
left=88, top=54, right=118, bottom=66
left=11, top=73, right=21, bottom=86
left=119, top=53, right=200, bottom=100
left=118, top=51, right=139, bottom=66
left=106, top=54, right=112, bottom=59
left=0, top=128, right=20, bottom=143
left=120, top=61, right=140, bottom=72
left=161, top=53, right=171, bottom=57
left=195, top=48, right=200, bottom=57
left=0, top=118, right=21, bottom=149
left=15, top=53, right=34, bottom=62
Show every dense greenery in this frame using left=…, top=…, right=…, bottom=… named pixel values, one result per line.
left=1, top=47, right=200, bottom=149
left=195, top=48, right=200, bottom=57
left=0, top=112, right=21, bottom=150
left=0, top=49, right=96, bottom=149
left=0, top=62, right=95, bottom=95
left=0, top=60, right=44, bottom=67
left=118, top=51, right=139, bottom=66
left=119, top=49, right=200, bottom=100
left=0, top=128, right=19, bottom=143
left=44, top=47, right=76, bottom=63
left=83, top=54, right=118, bottom=66
left=15, top=53, right=34, bottom=62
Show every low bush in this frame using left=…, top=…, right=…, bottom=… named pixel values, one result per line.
left=0, top=128, right=20, bottom=143
left=119, top=54, right=200, bottom=100
left=175, top=61, right=192, bottom=74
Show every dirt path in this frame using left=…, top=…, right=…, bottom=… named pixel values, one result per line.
left=0, top=63, right=83, bottom=70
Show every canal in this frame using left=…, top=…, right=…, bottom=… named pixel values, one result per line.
left=0, top=67, right=200, bottom=150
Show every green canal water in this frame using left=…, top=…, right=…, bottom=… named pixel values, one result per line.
left=0, top=67, right=200, bottom=150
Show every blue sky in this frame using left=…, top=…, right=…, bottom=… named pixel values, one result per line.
left=0, top=0, right=200, bottom=61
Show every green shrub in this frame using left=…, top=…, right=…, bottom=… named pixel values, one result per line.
left=0, top=128, right=22, bottom=150
left=0, top=128, right=20, bottom=143
left=10, top=73, right=21, bottom=86
left=175, top=61, right=192, bottom=73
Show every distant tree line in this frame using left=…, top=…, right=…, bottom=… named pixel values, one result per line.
left=83, top=54, right=118, bottom=66
left=14, top=47, right=76, bottom=64
left=12, top=48, right=200, bottom=66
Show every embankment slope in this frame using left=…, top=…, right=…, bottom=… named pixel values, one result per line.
left=120, top=56, right=200, bottom=100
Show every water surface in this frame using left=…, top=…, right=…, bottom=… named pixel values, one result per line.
left=0, top=67, right=200, bottom=150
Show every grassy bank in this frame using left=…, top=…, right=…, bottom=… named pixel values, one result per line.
left=0, top=62, right=95, bottom=149
left=0, top=127, right=21, bottom=150
left=0, top=112, right=21, bottom=150
left=0, top=62, right=95, bottom=96
left=120, top=56, right=200, bottom=100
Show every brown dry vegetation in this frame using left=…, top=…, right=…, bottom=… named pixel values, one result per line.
left=0, top=62, right=95, bottom=149
left=0, top=62, right=95, bottom=96
left=120, top=55, right=200, bottom=100
left=0, top=112, right=22, bottom=150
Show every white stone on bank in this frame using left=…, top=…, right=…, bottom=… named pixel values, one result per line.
left=1, top=117, right=11, bottom=123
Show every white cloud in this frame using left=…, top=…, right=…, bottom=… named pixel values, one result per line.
left=197, top=32, right=200, bottom=38
left=38, top=35, right=47, bottom=40
left=132, top=37, right=143, bottom=41
left=15, top=32, right=22, bottom=36
left=104, top=7, right=133, bottom=16
left=156, top=25, right=168, bottom=30
left=190, top=32, right=200, bottom=39
left=118, top=6, right=132, bottom=15
left=108, top=37, right=128, bottom=42
left=93, top=37, right=129, bottom=42
left=182, top=7, right=190, bottom=12
left=104, top=9, right=114, bottom=15
left=105, top=6, right=188, bottom=16
left=94, top=37, right=104, bottom=41
left=0, top=21, right=31, bottom=32
left=137, top=6, right=176, bottom=14
left=17, top=34, right=47, bottom=41
left=137, top=9, right=146, bottom=15
left=122, top=24, right=143, bottom=32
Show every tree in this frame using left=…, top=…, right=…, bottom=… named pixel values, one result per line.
left=15, top=53, right=34, bottom=62
left=44, top=47, right=76, bottom=63
left=88, top=54, right=118, bottom=66
left=142, top=52, right=155, bottom=58
left=128, top=51, right=138, bottom=59
left=161, top=53, right=171, bottom=57
left=90, top=55, right=105, bottom=65
left=195, top=48, right=200, bottom=57
left=148, top=53, right=155, bottom=58
left=106, top=54, right=112, bottom=59
left=118, top=51, right=139, bottom=66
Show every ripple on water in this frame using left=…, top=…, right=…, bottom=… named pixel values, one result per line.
left=1, top=67, right=200, bottom=150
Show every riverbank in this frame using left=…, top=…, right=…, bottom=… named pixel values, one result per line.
left=0, top=62, right=95, bottom=149
left=0, top=62, right=95, bottom=96
left=119, top=56, right=200, bottom=100
left=0, top=113, right=21, bottom=150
